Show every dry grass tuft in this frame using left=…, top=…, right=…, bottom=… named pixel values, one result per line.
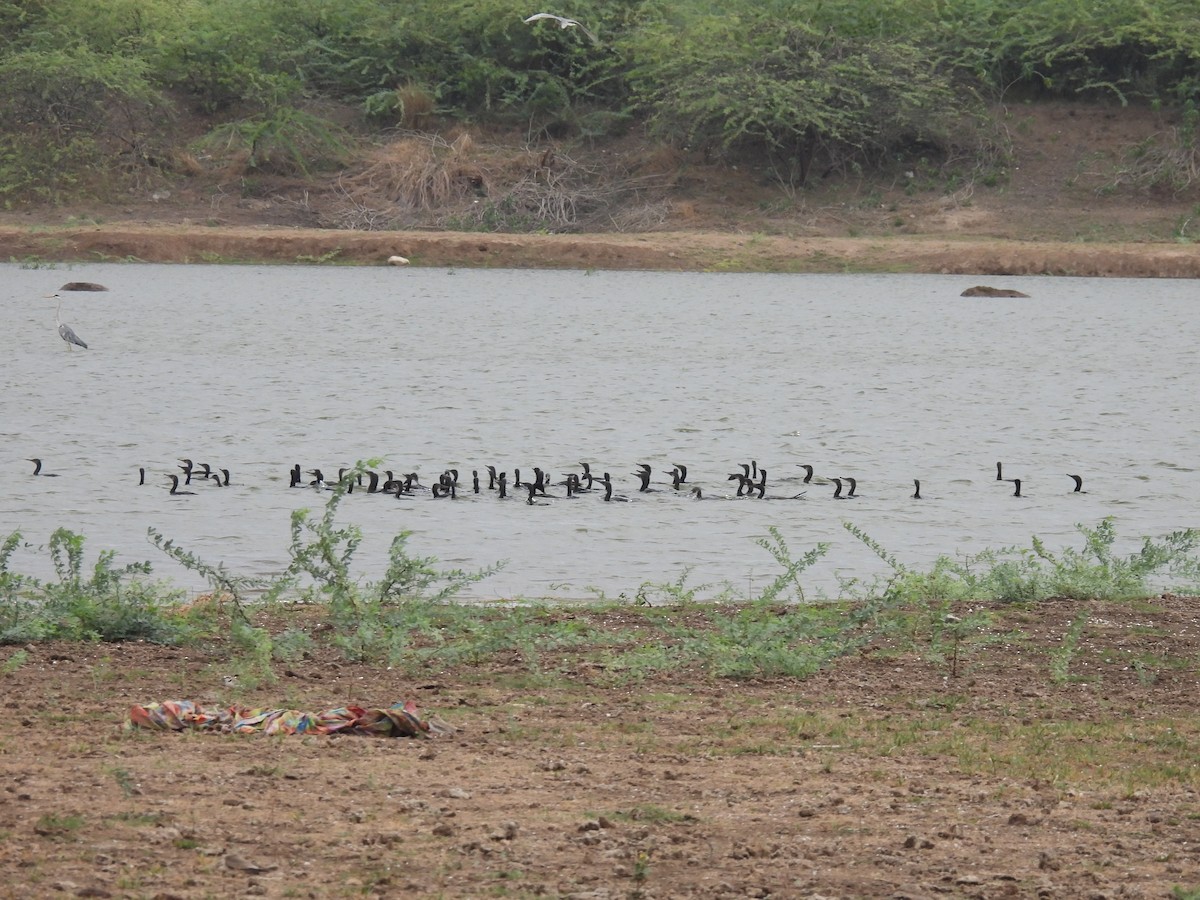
left=171, top=150, right=206, bottom=176
left=1109, top=127, right=1200, bottom=197
left=340, top=132, right=494, bottom=212
left=395, top=83, right=436, bottom=128
left=324, top=130, right=676, bottom=233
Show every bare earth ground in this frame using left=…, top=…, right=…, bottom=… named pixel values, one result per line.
left=1, top=103, right=1199, bottom=275
left=2, top=598, right=1199, bottom=899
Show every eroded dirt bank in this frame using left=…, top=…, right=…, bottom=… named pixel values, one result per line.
left=3, top=223, right=1200, bottom=276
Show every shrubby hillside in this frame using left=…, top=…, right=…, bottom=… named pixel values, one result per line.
left=1, top=0, right=1198, bottom=232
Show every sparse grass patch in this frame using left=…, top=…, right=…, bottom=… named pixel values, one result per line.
left=1050, top=610, right=1090, bottom=684
left=614, top=804, right=692, bottom=824
left=34, top=813, right=86, bottom=838
left=1, top=649, right=28, bottom=675
left=113, top=811, right=162, bottom=826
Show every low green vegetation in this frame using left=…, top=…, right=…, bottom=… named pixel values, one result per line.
left=1, top=0, right=1198, bottom=210
left=1, top=463, right=1199, bottom=690
left=0, top=527, right=186, bottom=644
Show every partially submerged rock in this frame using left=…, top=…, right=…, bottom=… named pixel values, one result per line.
left=59, top=281, right=108, bottom=291
left=960, top=285, right=1030, bottom=298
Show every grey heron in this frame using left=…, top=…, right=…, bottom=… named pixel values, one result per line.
left=50, top=293, right=88, bottom=350
left=522, top=12, right=598, bottom=43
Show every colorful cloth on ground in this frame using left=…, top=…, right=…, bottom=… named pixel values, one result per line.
left=126, top=699, right=429, bottom=737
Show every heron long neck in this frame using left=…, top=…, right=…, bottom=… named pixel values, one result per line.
left=55, top=297, right=63, bottom=327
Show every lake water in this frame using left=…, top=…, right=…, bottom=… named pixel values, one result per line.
left=2, top=262, right=1197, bottom=601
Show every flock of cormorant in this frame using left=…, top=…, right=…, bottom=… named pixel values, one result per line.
left=33, top=280, right=1093, bottom=504
left=25, top=457, right=1089, bottom=502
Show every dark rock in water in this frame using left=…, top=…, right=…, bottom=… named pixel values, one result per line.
left=960, top=285, right=1029, bottom=298
left=59, top=282, right=109, bottom=291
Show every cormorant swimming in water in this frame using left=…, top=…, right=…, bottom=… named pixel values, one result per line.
left=138, top=467, right=146, bottom=486
left=796, top=464, right=814, bottom=483
left=498, top=472, right=509, bottom=499
left=912, top=479, right=922, bottom=500
left=27, top=458, right=58, bottom=476
left=996, top=461, right=1004, bottom=481
left=751, top=469, right=767, bottom=499
left=1068, top=474, right=1086, bottom=493
left=831, top=478, right=845, bottom=499
left=672, top=463, right=688, bottom=484
left=1007, top=478, right=1023, bottom=497
left=289, top=464, right=302, bottom=487
left=598, top=472, right=629, bottom=502
left=473, top=470, right=480, bottom=493
left=633, top=468, right=658, bottom=492
left=578, top=462, right=595, bottom=491
left=525, top=483, right=551, bottom=505
left=690, top=486, right=704, bottom=500
left=844, top=476, right=858, bottom=498
left=165, top=474, right=196, bottom=496
left=486, top=465, right=498, bottom=490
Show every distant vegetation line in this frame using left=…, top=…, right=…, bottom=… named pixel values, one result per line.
left=1, top=0, right=1197, bottom=210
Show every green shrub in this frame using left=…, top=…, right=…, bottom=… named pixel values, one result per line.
left=626, top=15, right=983, bottom=184
left=0, top=528, right=185, bottom=644
left=194, top=106, right=353, bottom=175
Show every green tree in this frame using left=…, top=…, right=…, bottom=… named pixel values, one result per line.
left=627, top=14, right=979, bottom=185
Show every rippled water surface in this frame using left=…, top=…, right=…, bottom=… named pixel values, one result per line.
left=3, top=263, right=1197, bottom=599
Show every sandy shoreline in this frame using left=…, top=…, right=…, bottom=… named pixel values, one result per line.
left=3, top=222, right=1199, bottom=277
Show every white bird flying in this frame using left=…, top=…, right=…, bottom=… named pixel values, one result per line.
left=522, top=13, right=598, bottom=44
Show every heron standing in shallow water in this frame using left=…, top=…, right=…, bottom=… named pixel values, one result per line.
left=49, top=293, right=88, bottom=350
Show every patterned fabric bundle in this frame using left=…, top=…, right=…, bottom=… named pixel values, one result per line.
left=127, top=698, right=429, bottom=737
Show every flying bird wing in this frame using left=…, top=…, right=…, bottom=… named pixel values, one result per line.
left=522, top=12, right=598, bottom=43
